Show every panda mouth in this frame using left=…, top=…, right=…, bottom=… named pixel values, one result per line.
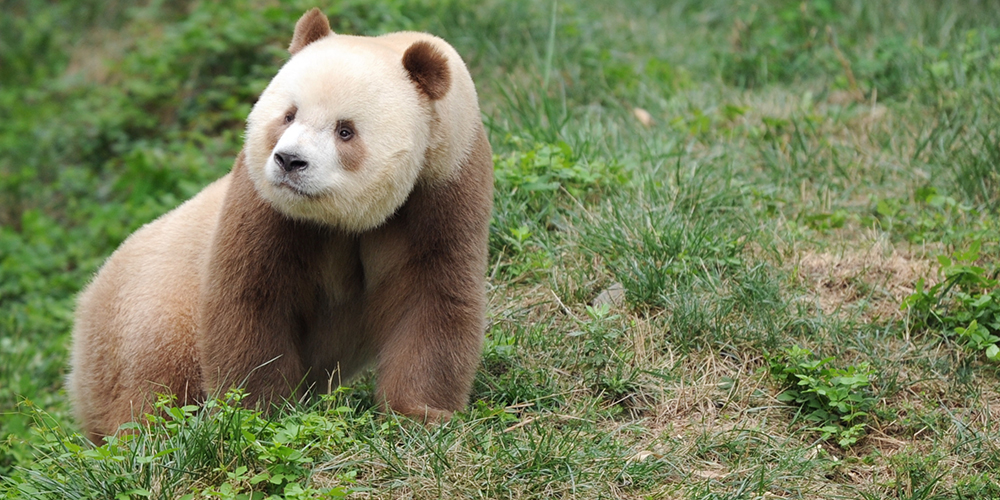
left=277, top=179, right=318, bottom=199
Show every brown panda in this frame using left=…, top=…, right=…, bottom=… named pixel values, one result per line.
left=67, top=8, right=493, bottom=442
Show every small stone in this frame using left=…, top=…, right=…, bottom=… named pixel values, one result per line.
left=633, top=107, right=654, bottom=127
left=592, top=282, right=626, bottom=308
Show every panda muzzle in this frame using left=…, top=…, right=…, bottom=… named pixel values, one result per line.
left=274, top=151, right=309, bottom=172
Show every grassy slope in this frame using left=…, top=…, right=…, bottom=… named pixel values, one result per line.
left=2, top=0, right=999, bottom=498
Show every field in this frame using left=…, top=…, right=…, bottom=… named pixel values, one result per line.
left=2, top=0, right=1000, bottom=498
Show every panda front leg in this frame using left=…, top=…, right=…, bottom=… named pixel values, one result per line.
left=361, top=166, right=491, bottom=421
left=198, top=297, right=309, bottom=409
left=366, top=278, right=485, bottom=421
left=197, top=241, right=317, bottom=410
left=196, top=157, right=323, bottom=409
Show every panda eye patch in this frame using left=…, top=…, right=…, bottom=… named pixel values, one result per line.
left=283, top=109, right=296, bottom=124
left=336, top=121, right=355, bottom=141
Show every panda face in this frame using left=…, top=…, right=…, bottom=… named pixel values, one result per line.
left=244, top=35, right=433, bottom=232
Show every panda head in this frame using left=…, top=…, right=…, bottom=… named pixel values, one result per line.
left=243, top=8, right=466, bottom=232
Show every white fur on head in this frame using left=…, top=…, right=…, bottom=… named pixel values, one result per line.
left=245, top=35, right=432, bottom=231
left=244, top=18, right=483, bottom=232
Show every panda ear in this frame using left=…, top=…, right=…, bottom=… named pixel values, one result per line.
left=403, top=41, right=451, bottom=101
left=289, top=8, right=332, bottom=55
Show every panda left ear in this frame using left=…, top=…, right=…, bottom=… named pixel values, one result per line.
left=289, top=8, right=332, bottom=55
left=403, top=41, right=451, bottom=101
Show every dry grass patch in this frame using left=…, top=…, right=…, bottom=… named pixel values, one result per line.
left=795, top=237, right=936, bottom=321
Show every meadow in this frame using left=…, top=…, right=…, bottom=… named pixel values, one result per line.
left=1, top=0, right=999, bottom=498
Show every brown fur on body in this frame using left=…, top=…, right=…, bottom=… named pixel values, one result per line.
left=361, top=126, right=492, bottom=419
left=68, top=8, right=492, bottom=442
left=199, top=128, right=492, bottom=417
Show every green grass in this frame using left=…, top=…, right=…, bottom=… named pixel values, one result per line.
left=3, top=0, right=1000, bottom=497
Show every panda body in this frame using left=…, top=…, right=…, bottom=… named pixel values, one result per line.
left=67, top=8, right=493, bottom=442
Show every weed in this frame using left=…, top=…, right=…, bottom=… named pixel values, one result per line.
left=902, top=241, right=1000, bottom=362
left=719, top=1, right=841, bottom=88
left=568, top=304, right=641, bottom=403
left=871, top=186, right=984, bottom=245
left=3, top=391, right=356, bottom=499
left=769, top=346, right=877, bottom=448
left=490, top=136, right=627, bottom=281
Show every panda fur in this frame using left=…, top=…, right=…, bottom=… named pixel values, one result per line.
left=67, top=8, right=493, bottom=442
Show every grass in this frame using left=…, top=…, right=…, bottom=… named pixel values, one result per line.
left=3, top=0, right=1000, bottom=498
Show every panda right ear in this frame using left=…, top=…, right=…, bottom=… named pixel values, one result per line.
left=289, top=8, right=332, bottom=55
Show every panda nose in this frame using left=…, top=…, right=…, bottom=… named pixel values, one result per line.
left=274, top=151, right=309, bottom=172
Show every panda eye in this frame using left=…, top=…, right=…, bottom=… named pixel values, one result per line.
left=283, top=110, right=296, bottom=124
left=336, top=121, right=355, bottom=141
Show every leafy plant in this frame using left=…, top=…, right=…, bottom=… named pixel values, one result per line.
left=569, top=303, right=640, bottom=403
left=719, top=0, right=842, bottom=88
left=871, top=186, right=982, bottom=245
left=490, top=137, right=627, bottom=280
left=2, top=391, right=356, bottom=499
left=902, top=240, right=1000, bottom=362
left=493, top=137, right=627, bottom=209
left=769, top=346, right=877, bottom=448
